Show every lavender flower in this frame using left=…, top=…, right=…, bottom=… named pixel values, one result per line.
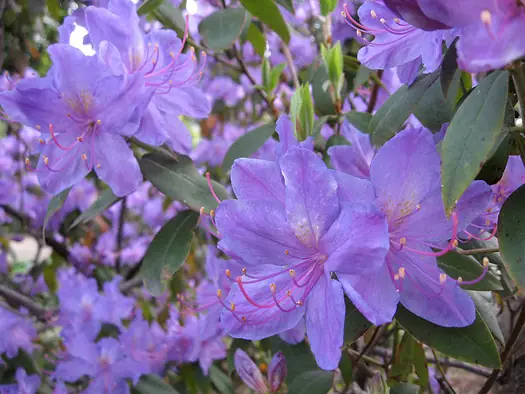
left=0, top=308, right=37, bottom=358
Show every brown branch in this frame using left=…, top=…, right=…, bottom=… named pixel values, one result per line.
left=366, top=70, right=383, bottom=113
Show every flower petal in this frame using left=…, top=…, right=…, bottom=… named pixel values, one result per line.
left=231, top=159, right=285, bottom=202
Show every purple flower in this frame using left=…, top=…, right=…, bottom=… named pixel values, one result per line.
left=0, top=308, right=37, bottom=358
left=94, top=276, right=135, bottom=328
left=348, top=1, right=448, bottom=84
left=234, top=349, right=286, bottom=393
left=215, top=117, right=390, bottom=370
left=0, top=368, right=41, bottom=394
left=328, top=120, right=375, bottom=179
left=0, top=44, right=149, bottom=196
left=55, top=335, right=139, bottom=394
left=339, top=127, right=492, bottom=328
left=84, top=0, right=210, bottom=153
left=278, top=320, right=305, bottom=344
left=120, top=313, right=169, bottom=376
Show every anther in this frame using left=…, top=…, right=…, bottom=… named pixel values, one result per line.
left=284, top=249, right=289, bottom=255
left=379, top=18, right=387, bottom=24
left=199, top=207, right=205, bottom=216
left=398, top=267, right=405, bottom=279
left=270, top=283, right=276, bottom=293
left=399, top=237, right=407, bottom=245
left=225, top=269, right=231, bottom=278
left=483, top=257, right=489, bottom=267
left=370, top=10, right=377, bottom=18
left=457, top=277, right=463, bottom=284
left=230, top=302, right=235, bottom=311
left=452, top=239, right=459, bottom=247
left=77, top=137, right=83, bottom=142
left=25, top=158, right=30, bottom=165
left=480, top=10, right=492, bottom=24
left=81, top=153, right=88, bottom=161
left=439, top=273, right=447, bottom=284
left=43, top=156, right=49, bottom=165
left=393, top=17, right=400, bottom=23
left=286, top=290, right=292, bottom=297
left=216, top=289, right=223, bottom=298
left=210, top=209, right=215, bottom=217
left=242, top=268, right=247, bottom=275
left=241, top=316, right=247, bottom=322
left=96, top=163, right=101, bottom=169
left=96, top=120, right=102, bottom=125
left=35, top=125, right=41, bottom=130
left=38, top=139, right=45, bottom=144
left=416, top=204, right=421, bottom=210
left=296, top=300, right=303, bottom=306
left=289, top=269, right=296, bottom=277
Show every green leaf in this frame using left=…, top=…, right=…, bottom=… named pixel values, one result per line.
left=339, top=351, right=353, bottom=385
left=414, top=70, right=460, bottom=132
left=270, top=63, right=286, bottom=93
left=140, top=152, right=229, bottom=213
left=68, top=188, right=120, bottom=230
left=221, top=123, right=275, bottom=171
left=326, top=134, right=350, bottom=149
left=301, top=83, right=315, bottom=139
left=440, top=38, right=459, bottom=98
left=141, top=211, right=199, bottom=296
left=287, top=370, right=333, bottom=394
left=371, top=71, right=440, bottom=146
left=344, top=300, right=372, bottom=345
left=391, top=333, right=428, bottom=389
left=312, top=116, right=330, bottom=138
left=395, top=306, right=501, bottom=369
left=498, top=183, right=525, bottom=290
left=209, top=365, right=234, bottom=394
left=246, top=22, right=266, bottom=58
left=441, top=71, right=509, bottom=215
left=346, top=111, right=372, bottom=134
left=152, top=2, right=186, bottom=35
left=390, top=382, right=420, bottom=394
left=199, top=8, right=249, bottom=51
left=468, top=290, right=505, bottom=346
left=320, top=0, right=338, bottom=15
left=270, top=337, right=318, bottom=383
left=240, top=0, right=290, bottom=44
left=275, top=0, right=295, bottom=13
left=476, top=133, right=512, bottom=185
left=137, top=0, right=164, bottom=16
left=437, top=252, right=502, bottom=291
left=132, top=375, right=180, bottom=394
left=312, top=64, right=338, bottom=116
left=43, top=187, right=71, bottom=236
left=353, top=65, right=373, bottom=91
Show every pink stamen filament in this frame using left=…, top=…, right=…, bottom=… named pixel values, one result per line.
left=206, top=172, right=222, bottom=204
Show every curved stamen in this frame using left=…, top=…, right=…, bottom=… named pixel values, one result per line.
left=49, top=124, right=83, bottom=151
left=270, top=284, right=297, bottom=312
left=455, top=257, right=490, bottom=286
left=206, top=172, right=222, bottom=204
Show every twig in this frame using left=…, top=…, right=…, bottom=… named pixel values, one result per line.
left=281, top=42, right=300, bottom=89
left=432, top=349, right=457, bottom=394
left=353, top=325, right=383, bottom=368
left=0, top=284, right=51, bottom=320
left=478, top=302, right=525, bottom=394
left=119, top=276, right=143, bottom=294
left=366, top=70, right=383, bottom=113
left=115, top=198, right=127, bottom=273
left=455, top=247, right=499, bottom=256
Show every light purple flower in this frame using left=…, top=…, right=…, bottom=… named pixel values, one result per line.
left=0, top=308, right=37, bottom=358
left=338, top=127, right=492, bottom=328
left=0, top=368, right=41, bottom=394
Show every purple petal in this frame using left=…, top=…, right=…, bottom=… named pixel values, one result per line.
left=231, top=159, right=285, bottom=202
left=93, top=133, right=142, bottom=196
left=417, top=0, right=494, bottom=27
left=330, top=171, right=376, bottom=203
left=383, top=0, right=451, bottom=29
left=278, top=319, right=305, bottom=344
left=275, top=115, right=297, bottom=158
left=305, top=275, right=345, bottom=370
left=280, top=148, right=339, bottom=248
left=162, top=115, right=193, bottom=155
left=320, top=203, right=389, bottom=275
left=338, top=267, right=399, bottom=326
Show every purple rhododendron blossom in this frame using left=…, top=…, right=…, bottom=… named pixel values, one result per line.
left=0, top=368, right=41, bottom=394
left=0, top=44, right=149, bottom=196
left=339, top=127, right=492, bottom=327
left=0, top=308, right=37, bottom=358
left=215, top=116, right=389, bottom=369
left=84, top=0, right=211, bottom=153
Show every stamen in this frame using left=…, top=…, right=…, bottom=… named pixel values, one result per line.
left=455, top=257, right=490, bottom=286
left=206, top=172, right=222, bottom=204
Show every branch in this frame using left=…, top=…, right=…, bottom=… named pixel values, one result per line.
left=366, top=70, right=383, bottom=113
left=0, top=284, right=53, bottom=320
left=455, top=247, right=499, bottom=256
left=281, top=42, right=300, bottom=89
left=115, top=198, right=127, bottom=273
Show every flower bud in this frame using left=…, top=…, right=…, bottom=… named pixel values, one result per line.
left=234, top=349, right=268, bottom=393
left=268, top=351, right=287, bottom=392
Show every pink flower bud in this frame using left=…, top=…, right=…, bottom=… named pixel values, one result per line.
left=234, top=349, right=269, bottom=393
left=268, top=352, right=287, bottom=392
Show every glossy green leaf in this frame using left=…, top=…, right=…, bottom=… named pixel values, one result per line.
left=287, top=370, right=333, bottom=394
left=141, top=211, right=199, bottom=296
left=371, top=71, right=440, bottom=146
left=246, top=22, right=266, bottom=58
left=68, top=188, right=120, bottom=230
left=326, top=134, right=350, bottom=149
left=390, top=382, right=420, bottom=394
left=240, top=0, right=290, bottom=44
left=391, top=333, right=429, bottom=389
left=137, top=0, right=164, bottom=16
left=498, top=183, right=525, bottom=290
left=152, top=2, right=186, bottom=35
left=222, top=123, right=275, bottom=171
left=414, top=69, right=460, bottom=132
left=469, top=290, right=505, bottom=346
left=209, top=365, right=234, bottom=394
left=199, top=8, right=249, bottom=51
left=43, top=187, right=71, bottom=236
left=320, top=0, right=337, bottom=15
left=440, top=38, right=459, bottom=98
left=396, top=306, right=501, bottom=369
left=131, top=374, right=180, bottom=394
left=339, top=351, right=353, bottom=385
left=270, top=337, right=317, bottom=383
left=442, top=71, right=509, bottom=215
left=353, top=65, right=372, bottom=91
left=270, top=63, right=286, bottom=93
left=476, top=133, right=512, bottom=185
left=140, top=152, right=229, bottom=213
left=346, top=111, right=372, bottom=134
left=437, top=251, right=502, bottom=291
left=344, top=300, right=372, bottom=345
left=312, top=64, right=337, bottom=116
